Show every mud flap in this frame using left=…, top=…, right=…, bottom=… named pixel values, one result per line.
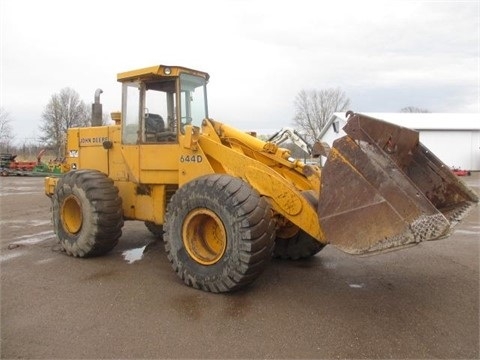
left=318, top=113, right=478, bottom=255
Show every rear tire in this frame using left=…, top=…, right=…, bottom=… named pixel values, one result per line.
left=274, top=224, right=325, bottom=260
left=145, top=221, right=164, bottom=239
left=164, top=174, right=275, bottom=293
left=52, top=170, right=123, bottom=257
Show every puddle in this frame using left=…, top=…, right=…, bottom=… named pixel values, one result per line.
left=348, top=283, right=365, bottom=289
left=11, top=230, right=56, bottom=245
left=0, top=252, right=24, bottom=263
left=0, top=186, right=37, bottom=192
left=122, top=245, right=147, bottom=264
left=454, top=229, right=479, bottom=235
left=0, top=191, right=39, bottom=197
left=36, top=258, right=55, bottom=265
left=0, top=219, right=50, bottom=227
left=0, top=186, right=40, bottom=196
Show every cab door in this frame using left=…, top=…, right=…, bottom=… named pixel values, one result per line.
left=120, top=82, right=141, bottom=182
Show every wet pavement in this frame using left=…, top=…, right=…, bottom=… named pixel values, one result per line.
left=1, top=174, right=479, bottom=359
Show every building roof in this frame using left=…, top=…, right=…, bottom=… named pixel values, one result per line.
left=322, top=112, right=480, bottom=138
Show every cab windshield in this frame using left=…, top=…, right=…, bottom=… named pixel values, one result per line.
left=179, top=73, right=208, bottom=132
left=121, top=73, right=208, bottom=144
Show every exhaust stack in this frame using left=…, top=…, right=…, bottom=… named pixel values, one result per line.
left=91, top=88, right=103, bottom=126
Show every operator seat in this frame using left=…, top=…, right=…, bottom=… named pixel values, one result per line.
left=145, top=113, right=166, bottom=142
left=145, top=113, right=177, bottom=142
left=145, top=113, right=165, bottom=134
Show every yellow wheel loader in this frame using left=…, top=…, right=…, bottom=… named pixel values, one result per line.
left=45, top=65, right=478, bottom=293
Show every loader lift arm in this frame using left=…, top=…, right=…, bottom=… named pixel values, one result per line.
left=268, top=127, right=312, bottom=155
left=193, top=119, right=325, bottom=242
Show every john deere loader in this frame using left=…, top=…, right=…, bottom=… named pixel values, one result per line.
left=45, top=65, right=478, bottom=293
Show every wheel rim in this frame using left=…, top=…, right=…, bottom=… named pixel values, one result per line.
left=61, top=195, right=83, bottom=234
left=182, top=208, right=227, bottom=265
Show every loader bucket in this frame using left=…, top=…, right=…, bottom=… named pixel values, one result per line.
left=318, top=112, right=478, bottom=255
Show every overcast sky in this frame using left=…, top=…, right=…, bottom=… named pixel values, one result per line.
left=1, top=0, right=479, bottom=144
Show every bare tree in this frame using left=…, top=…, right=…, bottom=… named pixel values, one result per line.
left=39, top=88, right=90, bottom=157
left=0, top=107, right=14, bottom=152
left=400, top=106, right=430, bottom=113
left=293, top=88, right=350, bottom=143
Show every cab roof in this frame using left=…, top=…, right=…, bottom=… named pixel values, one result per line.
left=117, top=65, right=210, bottom=83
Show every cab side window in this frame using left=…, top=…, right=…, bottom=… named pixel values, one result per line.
left=122, top=83, right=141, bottom=144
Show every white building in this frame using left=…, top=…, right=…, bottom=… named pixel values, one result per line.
left=319, top=112, right=480, bottom=171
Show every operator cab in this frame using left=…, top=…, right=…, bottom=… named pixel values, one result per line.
left=117, top=65, right=209, bottom=144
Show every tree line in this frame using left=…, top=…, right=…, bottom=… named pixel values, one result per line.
left=0, top=86, right=429, bottom=159
left=1, top=88, right=109, bottom=158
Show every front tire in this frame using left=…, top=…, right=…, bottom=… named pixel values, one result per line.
left=52, top=170, right=123, bottom=257
left=164, top=175, right=275, bottom=293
